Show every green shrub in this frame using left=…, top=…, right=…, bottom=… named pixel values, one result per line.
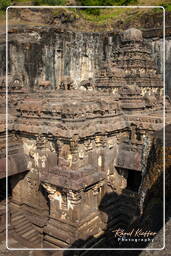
left=43, top=0, right=66, bottom=4
left=79, top=0, right=137, bottom=16
left=79, top=0, right=136, bottom=6
left=33, top=0, right=66, bottom=5
left=79, top=0, right=101, bottom=15
left=0, top=0, right=12, bottom=11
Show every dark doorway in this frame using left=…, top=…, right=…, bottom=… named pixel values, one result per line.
left=0, top=177, right=12, bottom=201
left=127, top=170, right=142, bottom=192
left=0, top=178, right=6, bottom=201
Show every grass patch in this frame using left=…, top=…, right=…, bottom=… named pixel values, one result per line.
left=79, top=0, right=137, bottom=16
left=12, top=0, right=32, bottom=2
left=32, top=0, right=66, bottom=5
left=78, top=8, right=129, bottom=24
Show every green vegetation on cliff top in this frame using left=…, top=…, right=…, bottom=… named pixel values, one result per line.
left=0, top=0, right=170, bottom=28
left=1, top=0, right=171, bottom=11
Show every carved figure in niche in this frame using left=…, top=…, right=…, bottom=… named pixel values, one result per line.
left=78, top=144, right=85, bottom=159
left=130, top=123, right=137, bottom=144
left=107, top=137, right=117, bottom=149
left=36, top=135, right=46, bottom=150
left=13, top=79, right=21, bottom=88
left=95, top=136, right=102, bottom=147
left=42, top=183, right=64, bottom=209
left=59, top=76, right=74, bottom=90
left=80, top=77, right=95, bottom=91
left=112, top=88, right=119, bottom=95
left=48, top=140, right=56, bottom=153
left=10, top=75, right=23, bottom=89
left=70, top=134, right=79, bottom=153
left=84, top=139, right=94, bottom=152
left=56, top=140, right=73, bottom=168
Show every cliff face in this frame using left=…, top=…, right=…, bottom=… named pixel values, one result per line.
left=3, top=8, right=170, bottom=95
left=4, top=28, right=114, bottom=90
left=150, top=38, right=171, bottom=95
left=1, top=26, right=170, bottom=94
left=166, top=39, right=171, bottom=95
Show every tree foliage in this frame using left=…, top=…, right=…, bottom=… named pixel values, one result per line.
left=0, top=0, right=12, bottom=11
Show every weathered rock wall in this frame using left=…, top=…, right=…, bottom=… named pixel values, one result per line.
left=1, top=28, right=170, bottom=95
left=6, top=29, right=115, bottom=90
left=0, top=43, right=5, bottom=77
left=150, top=37, right=171, bottom=96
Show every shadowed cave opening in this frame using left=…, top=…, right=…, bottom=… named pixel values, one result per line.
left=116, top=168, right=142, bottom=192
left=127, top=170, right=142, bottom=192
left=0, top=177, right=12, bottom=201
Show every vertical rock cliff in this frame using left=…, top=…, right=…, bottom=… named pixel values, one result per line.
left=7, top=28, right=115, bottom=91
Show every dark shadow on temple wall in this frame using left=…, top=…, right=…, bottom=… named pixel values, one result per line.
left=59, top=125, right=171, bottom=256
left=61, top=180, right=163, bottom=256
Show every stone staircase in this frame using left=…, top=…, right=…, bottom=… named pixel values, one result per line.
left=10, top=208, right=42, bottom=248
